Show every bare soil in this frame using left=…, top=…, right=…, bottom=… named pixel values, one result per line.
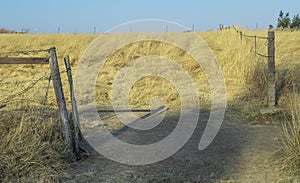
left=65, top=110, right=283, bottom=183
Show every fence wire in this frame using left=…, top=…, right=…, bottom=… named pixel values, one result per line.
left=0, top=48, right=67, bottom=108
left=231, top=26, right=272, bottom=59
left=0, top=70, right=68, bottom=106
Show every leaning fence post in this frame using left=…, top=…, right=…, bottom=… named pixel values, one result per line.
left=64, top=55, right=82, bottom=155
left=48, top=47, right=74, bottom=153
left=267, top=31, right=276, bottom=107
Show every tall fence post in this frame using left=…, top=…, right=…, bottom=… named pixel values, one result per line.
left=48, top=47, right=74, bottom=153
left=267, top=31, right=276, bottom=107
left=64, top=55, right=82, bottom=155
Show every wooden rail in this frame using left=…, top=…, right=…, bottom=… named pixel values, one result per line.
left=0, top=57, right=49, bottom=64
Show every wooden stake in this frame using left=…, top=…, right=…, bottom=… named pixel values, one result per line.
left=48, top=48, right=74, bottom=153
left=267, top=31, right=276, bottom=107
left=64, top=55, right=82, bottom=155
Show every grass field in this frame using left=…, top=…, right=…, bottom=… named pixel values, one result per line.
left=0, top=29, right=299, bottom=181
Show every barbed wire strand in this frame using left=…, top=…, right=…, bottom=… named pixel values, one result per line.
left=0, top=75, right=49, bottom=104
left=232, top=26, right=269, bottom=40
left=255, top=52, right=271, bottom=58
left=231, top=26, right=273, bottom=59
left=0, top=78, right=49, bottom=86
left=0, top=69, right=67, bottom=105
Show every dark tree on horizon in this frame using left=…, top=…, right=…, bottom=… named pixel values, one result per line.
left=277, top=10, right=300, bottom=29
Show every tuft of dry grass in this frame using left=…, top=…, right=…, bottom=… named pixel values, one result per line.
left=0, top=104, right=72, bottom=182
left=281, top=89, right=300, bottom=177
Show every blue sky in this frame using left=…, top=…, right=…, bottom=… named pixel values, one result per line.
left=1, top=0, right=299, bottom=33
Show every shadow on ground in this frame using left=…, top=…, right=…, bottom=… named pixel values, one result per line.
left=63, top=108, right=283, bottom=182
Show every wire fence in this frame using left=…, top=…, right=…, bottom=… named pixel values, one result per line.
left=0, top=48, right=67, bottom=108
left=0, top=47, right=81, bottom=154
left=230, top=26, right=278, bottom=107
left=231, top=26, right=273, bottom=59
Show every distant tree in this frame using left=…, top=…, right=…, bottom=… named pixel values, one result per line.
left=0, top=28, right=14, bottom=34
left=291, top=14, right=300, bottom=29
left=277, top=10, right=291, bottom=28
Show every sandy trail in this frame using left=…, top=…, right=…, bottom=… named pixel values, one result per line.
left=66, top=110, right=282, bottom=182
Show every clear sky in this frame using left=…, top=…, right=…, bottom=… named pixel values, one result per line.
left=1, top=0, right=299, bottom=33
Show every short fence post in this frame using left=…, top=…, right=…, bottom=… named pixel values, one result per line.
left=267, top=31, right=276, bottom=107
left=64, top=55, right=82, bottom=155
left=48, top=47, right=74, bottom=153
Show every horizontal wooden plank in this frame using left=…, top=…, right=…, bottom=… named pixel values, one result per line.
left=97, top=105, right=166, bottom=113
left=0, top=57, right=49, bottom=64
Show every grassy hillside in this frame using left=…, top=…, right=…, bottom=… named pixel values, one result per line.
left=200, top=29, right=300, bottom=110
left=0, top=29, right=299, bottom=181
left=0, top=30, right=299, bottom=110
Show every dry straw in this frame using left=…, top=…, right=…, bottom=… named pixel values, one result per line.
left=0, top=29, right=299, bottom=180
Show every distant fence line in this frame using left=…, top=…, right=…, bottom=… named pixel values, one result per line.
left=226, top=26, right=277, bottom=108
left=231, top=26, right=273, bottom=59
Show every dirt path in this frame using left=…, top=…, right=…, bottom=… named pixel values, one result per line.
left=65, top=110, right=282, bottom=182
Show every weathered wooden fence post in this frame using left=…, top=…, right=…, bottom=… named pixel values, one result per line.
left=48, top=47, right=74, bottom=153
left=267, top=31, right=276, bottom=107
left=64, top=55, right=82, bottom=155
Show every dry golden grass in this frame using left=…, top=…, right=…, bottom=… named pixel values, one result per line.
left=200, top=29, right=300, bottom=116
left=0, top=34, right=97, bottom=182
left=0, top=29, right=299, bottom=181
left=0, top=30, right=299, bottom=111
left=281, top=89, right=300, bottom=177
left=0, top=104, right=71, bottom=182
left=95, top=39, right=210, bottom=110
left=0, top=34, right=97, bottom=108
